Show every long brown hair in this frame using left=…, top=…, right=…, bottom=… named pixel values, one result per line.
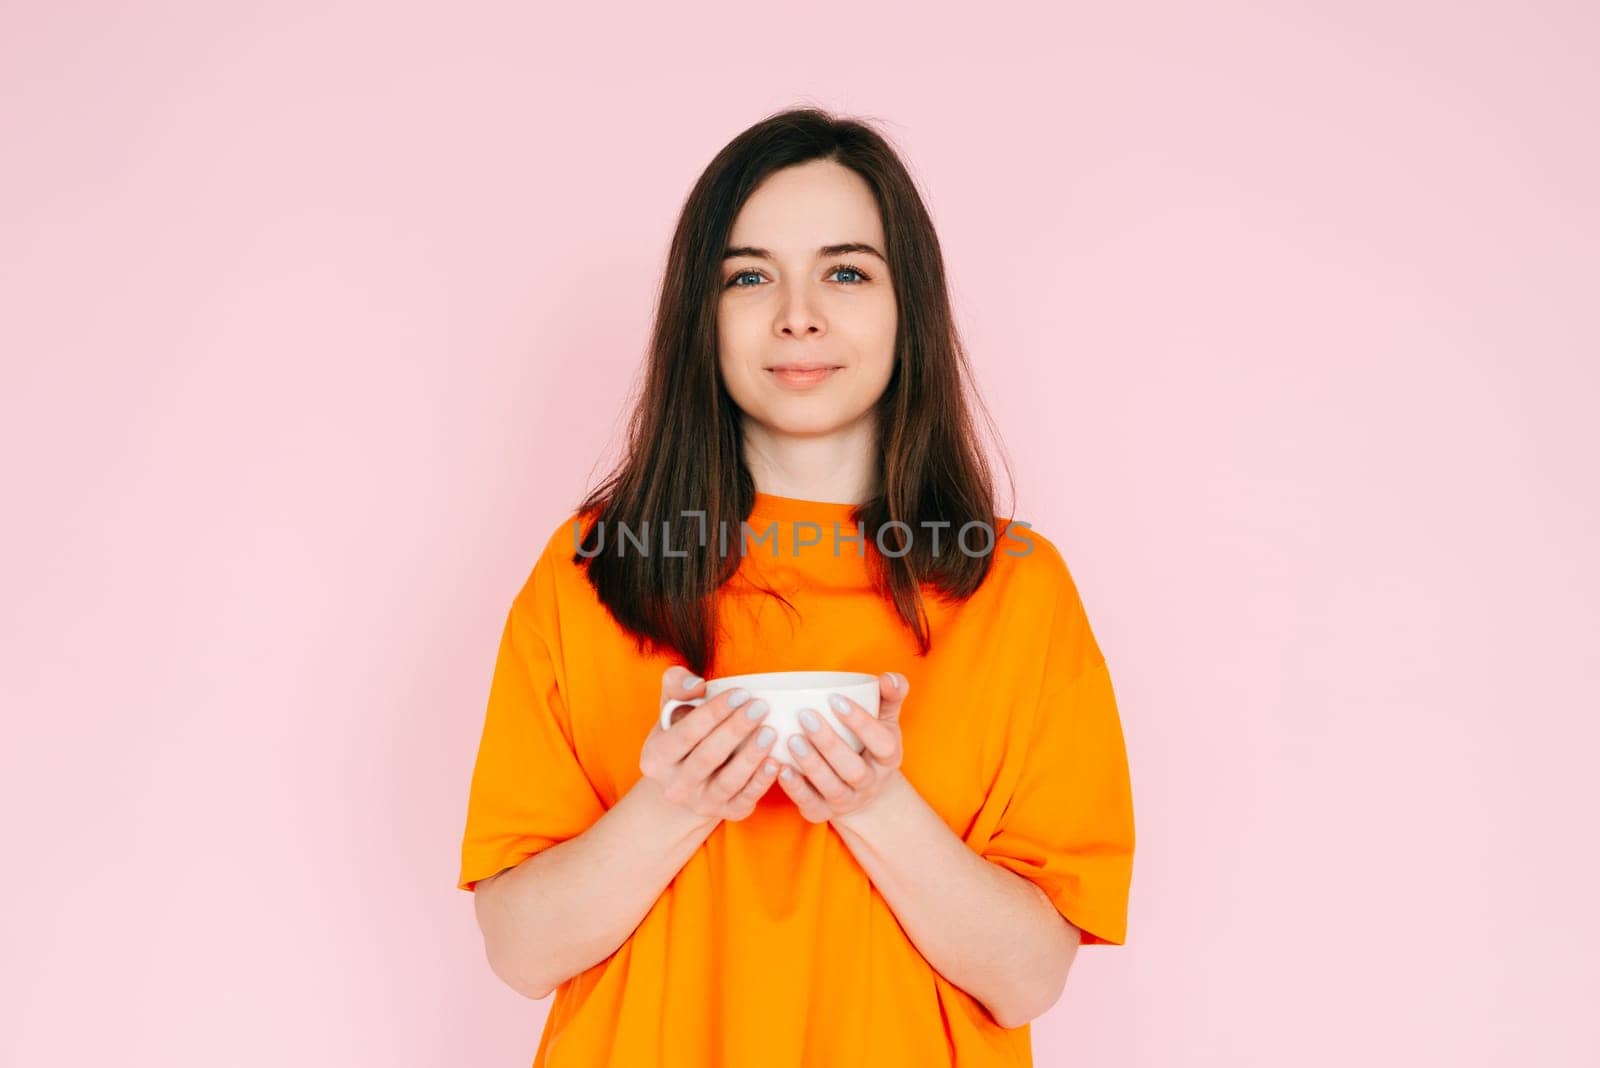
left=572, top=106, right=1015, bottom=677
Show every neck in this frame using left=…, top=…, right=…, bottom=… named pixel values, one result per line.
left=740, top=414, right=880, bottom=505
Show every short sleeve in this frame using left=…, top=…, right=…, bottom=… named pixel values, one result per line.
left=457, top=569, right=606, bottom=892
left=980, top=569, right=1135, bottom=945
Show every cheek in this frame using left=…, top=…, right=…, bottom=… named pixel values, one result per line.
left=717, top=304, right=765, bottom=361
left=716, top=349, right=752, bottom=411
left=716, top=308, right=753, bottom=380
left=859, top=302, right=898, bottom=378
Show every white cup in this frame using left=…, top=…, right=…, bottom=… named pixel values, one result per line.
left=659, top=669, right=881, bottom=768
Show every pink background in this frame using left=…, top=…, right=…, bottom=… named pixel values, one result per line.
left=3, top=3, right=1597, bottom=1064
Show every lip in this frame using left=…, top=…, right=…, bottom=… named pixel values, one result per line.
left=767, top=364, right=842, bottom=389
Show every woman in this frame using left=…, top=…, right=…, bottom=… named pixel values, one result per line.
left=458, top=106, right=1135, bottom=1067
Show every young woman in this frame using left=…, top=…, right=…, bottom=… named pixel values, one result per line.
left=458, top=107, right=1135, bottom=1067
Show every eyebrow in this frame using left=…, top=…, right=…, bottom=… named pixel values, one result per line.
left=723, top=242, right=887, bottom=263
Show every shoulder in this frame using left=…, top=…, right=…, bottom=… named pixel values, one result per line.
left=985, top=517, right=1105, bottom=673
left=509, top=506, right=602, bottom=617
left=539, top=506, right=602, bottom=566
left=987, top=517, right=1082, bottom=602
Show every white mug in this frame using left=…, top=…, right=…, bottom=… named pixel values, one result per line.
left=659, top=670, right=881, bottom=768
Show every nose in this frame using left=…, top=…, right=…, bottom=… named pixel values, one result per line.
left=773, top=280, right=825, bottom=340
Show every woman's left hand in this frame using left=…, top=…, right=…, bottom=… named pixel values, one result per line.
left=776, top=670, right=910, bottom=822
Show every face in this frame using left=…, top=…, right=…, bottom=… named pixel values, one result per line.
left=716, top=159, right=898, bottom=440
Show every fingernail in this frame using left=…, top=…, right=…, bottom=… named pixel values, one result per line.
left=756, top=725, right=775, bottom=747
left=827, top=694, right=849, bottom=714
left=788, top=735, right=811, bottom=756
left=892, top=672, right=905, bottom=689
left=799, top=708, right=821, bottom=732
left=780, top=766, right=796, bottom=780
left=683, top=673, right=702, bottom=688
left=744, top=698, right=769, bottom=721
left=726, top=687, right=750, bottom=707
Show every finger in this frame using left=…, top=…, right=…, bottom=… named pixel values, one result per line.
left=657, top=666, right=707, bottom=735
left=827, top=694, right=899, bottom=763
left=784, top=728, right=852, bottom=802
left=682, top=695, right=769, bottom=780
left=876, top=670, right=910, bottom=724
left=799, top=706, right=874, bottom=789
left=776, top=763, right=830, bottom=822
left=658, top=685, right=743, bottom=764
left=725, top=753, right=782, bottom=817
left=706, top=722, right=779, bottom=802
left=660, top=665, right=704, bottom=705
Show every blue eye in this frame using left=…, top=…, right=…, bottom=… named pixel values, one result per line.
left=722, top=262, right=875, bottom=289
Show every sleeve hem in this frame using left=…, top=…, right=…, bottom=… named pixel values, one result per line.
left=983, top=855, right=1128, bottom=946
left=458, top=839, right=557, bottom=893
left=1050, top=884, right=1127, bottom=946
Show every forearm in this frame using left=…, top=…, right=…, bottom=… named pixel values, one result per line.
left=474, top=777, right=718, bottom=998
left=832, top=771, right=1079, bottom=1028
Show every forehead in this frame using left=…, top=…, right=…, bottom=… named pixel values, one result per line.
left=728, top=160, right=885, bottom=251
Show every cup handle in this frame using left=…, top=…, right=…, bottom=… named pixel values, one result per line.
left=660, top=696, right=706, bottom=731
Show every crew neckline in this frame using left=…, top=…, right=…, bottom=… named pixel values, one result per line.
left=748, top=491, right=866, bottom=523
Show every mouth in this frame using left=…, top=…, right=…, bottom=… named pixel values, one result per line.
left=767, top=364, right=843, bottom=388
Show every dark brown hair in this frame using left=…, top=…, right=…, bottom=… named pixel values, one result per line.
left=572, top=105, right=1015, bottom=677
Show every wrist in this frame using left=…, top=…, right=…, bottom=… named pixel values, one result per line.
left=629, top=775, right=721, bottom=841
left=832, top=768, right=911, bottom=834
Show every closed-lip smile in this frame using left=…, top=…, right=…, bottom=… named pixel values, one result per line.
left=766, top=363, right=843, bottom=389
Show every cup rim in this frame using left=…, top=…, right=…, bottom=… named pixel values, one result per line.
left=705, top=669, right=878, bottom=692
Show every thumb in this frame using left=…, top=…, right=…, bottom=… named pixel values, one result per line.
left=877, top=671, right=910, bottom=722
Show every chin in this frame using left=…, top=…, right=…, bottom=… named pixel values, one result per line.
left=764, top=417, right=846, bottom=438
left=759, top=402, right=874, bottom=438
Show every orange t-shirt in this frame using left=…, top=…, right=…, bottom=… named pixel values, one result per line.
left=458, top=491, right=1135, bottom=1066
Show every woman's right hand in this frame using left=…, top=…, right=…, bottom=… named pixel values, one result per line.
left=638, top=666, right=780, bottom=821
